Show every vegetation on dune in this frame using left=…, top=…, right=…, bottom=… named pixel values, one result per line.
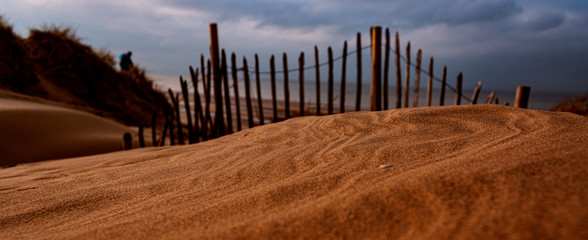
left=0, top=17, right=169, bottom=126
left=551, top=92, right=588, bottom=117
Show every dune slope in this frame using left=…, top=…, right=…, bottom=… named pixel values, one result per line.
left=0, top=98, right=133, bottom=165
left=0, top=105, right=587, bottom=239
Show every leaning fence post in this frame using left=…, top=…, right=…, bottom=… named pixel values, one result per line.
left=403, top=42, right=411, bottom=108
left=221, top=50, right=233, bottom=134
left=151, top=113, right=157, bottom=146
left=370, top=26, right=382, bottom=111
left=485, top=91, right=496, bottom=104
left=231, top=53, right=242, bottom=131
left=328, top=46, right=334, bottom=115
left=138, top=126, right=145, bottom=148
left=440, top=66, right=447, bottom=106
left=159, top=117, right=169, bottom=146
left=355, top=32, right=362, bottom=112
left=255, top=54, right=264, bottom=125
left=174, top=93, right=184, bottom=144
left=270, top=55, right=278, bottom=122
left=189, top=66, right=203, bottom=142
left=122, top=132, right=132, bottom=150
left=454, top=72, right=463, bottom=105
left=314, top=45, right=321, bottom=116
left=340, top=41, right=348, bottom=114
left=168, top=110, right=175, bottom=146
left=426, top=57, right=434, bottom=107
left=413, top=49, right=422, bottom=107
left=470, top=81, right=482, bottom=104
left=180, top=76, right=195, bottom=143
left=515, top=86, right=531, bottom=108
left=299, top=52, right=305, bottom=116
left=209, top=23, right=225, bottom=137
left=395, top=32, right=402, bottom=109
left=383, top=28, right=390, bottom=110
left=242, top=57, right=254, bottom=128
left=204, top=59, right=212, bottom=139
left=283, top=52, right=291, bottom=119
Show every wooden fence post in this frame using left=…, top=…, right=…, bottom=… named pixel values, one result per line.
left=470, top=81, right=482, bottom=104
left=255, top=54, right=264, bottom=125
left=515, top=86, right=531, bottom=108
left=328, top=46, right=334, bottom=115
left=283, top=53, right=291, bottom=119
left=231, top=53, right=242, bottom=131
left=168, top=91, right=184, bottom=145
left=168, top=109, right=175, bottom=146
left=383, top=28, right=390, bottom=110
left=403, top=42, right=411, bottom=108
left=395, top=32, right=402, bottom=109
left=122, top=132, right=132, bottom=150
left=209, top=23, right=225, bottom=137
left=138, top=126, right=145, bottom=148
left=299, top=52, right=305, bottom=116
left=340, top=41, right=348, bottom=113
left=159, top=117, right=169, bottom=146
left=221, top=50, right=233, bottom=134
left=180, top=76, right=195, bottom=143
left=242, top=57, right=254, bottom=128
left=413, top=49, right=422, bottom=107
left=270, top=55, right=278, bottom=122
left=355, top=32, right=362, bottom=112
left=204, top=59, right=212, bottom=139
left=485, top=91, right=496, bottom=104
left=189, top=66, right=203, bottom=143
left=440, top=66, right=447, bottom=106
left=151, top=113, right=157, bottom=146
left=314, top=45, right=321, bottom=116
left=370, top=26, right=382, bottom=111
left=426, top=57, right=434, bottom=107
left=454, top=72, right=463, bottom=105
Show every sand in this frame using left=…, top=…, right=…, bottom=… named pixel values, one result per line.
left=0, top=104, right=587, bottom=239
left=0, top=98, right=136, bottom=165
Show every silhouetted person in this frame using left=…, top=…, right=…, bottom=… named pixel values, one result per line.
left=119, top=51, right=133, bottom=71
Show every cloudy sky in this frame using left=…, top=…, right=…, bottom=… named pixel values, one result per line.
left=2, top=0, right=587, bottom=94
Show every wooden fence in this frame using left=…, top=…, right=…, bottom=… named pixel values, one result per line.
left=126, top=23, right=532, bottom=148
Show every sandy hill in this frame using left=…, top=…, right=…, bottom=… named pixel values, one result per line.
left=1, top=105, right=586, bottom=239
left=0, top=17, right=168, bottom=126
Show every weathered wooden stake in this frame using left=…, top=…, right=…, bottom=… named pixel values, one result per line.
left=189, top=66, right=203, bottom=142
left=426, top=57, right=434, bottom=106
left=355, top=32, right=362, bottom=112
left=454, top=72, right=463, bottom=105
left=168, top=110, right=175, bottom=146
left=440, top=66, right=447, bottom=106
left=209, top=23, right=225, bottom=137
left=204, top=59, right=212, bottom=139
left=159, top=116, right=169, bottom=146
left=403, top=42, right=411, bottom=108
left=395, top=32, right=402, bottom=109
left=283, top=53, right=291, bottom=119
left=470, top=81, right=483, bottom=104
left=169, top=91, right=184, bottom=145
left=255, top=54, right=264, bottom=125
left=328, top=46, right=334, bottom=115
left=515, top=86, right=531, bottom=108
left=340, top=41, right=348, bottom=113
left=221, top=50, right=233, bottom=134
left=413, top=49, right=422, bottom=107
left=180, top=76, right=195, bottom=143
left=122, top=132, right=132, bottom=150
left=299, top=52, right=305, bottom=116
left=383, top=28, right=390, bottom=110
left=485, top=91, right=496, bottom=104
left=270, top=55, right=278, bottom=122
left=370, top=26, right=382, bottom=111
left=231, top=53, right=242, bottom=131
left=151, top=113, right=157, bottom=146
left=242, top=57, right=254, bottom=128
left=314, top=45, right=321, bottom=116
left=138, top=126, right=145, bottom=148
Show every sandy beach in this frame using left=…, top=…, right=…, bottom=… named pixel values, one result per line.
left=0, top=101, right=587, bottom=239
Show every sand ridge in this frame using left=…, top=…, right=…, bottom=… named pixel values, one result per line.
left=0, top=105, right=587, bottom=239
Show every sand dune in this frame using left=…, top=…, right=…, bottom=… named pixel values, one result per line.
left=0, top=104, right=586, bottom=239
left=0, top=98, right=135, bottom=165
